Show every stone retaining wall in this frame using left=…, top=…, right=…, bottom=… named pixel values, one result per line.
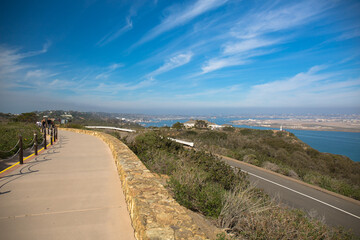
left=62, top=128, right=221, bottom=240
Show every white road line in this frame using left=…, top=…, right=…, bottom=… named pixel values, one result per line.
left=241, top=169, right=360, bottom=220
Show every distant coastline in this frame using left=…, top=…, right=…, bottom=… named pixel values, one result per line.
left=231, top=119, right=360, bottom=133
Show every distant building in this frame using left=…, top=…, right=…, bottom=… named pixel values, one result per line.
left=61, top=114, right=73, bottom=119
left=208, top=123, right=223, bottom=130
left=184, top=120, right=196, bottom=128
left=60, top=114, right=73, bottom=124
left=184, top=120, right=223, bottom=130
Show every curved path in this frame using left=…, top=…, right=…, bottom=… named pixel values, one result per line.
left=0, top=130, right=135, bottom=240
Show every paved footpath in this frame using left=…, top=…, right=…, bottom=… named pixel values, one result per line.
left=0, top=130, right=135, bottom=240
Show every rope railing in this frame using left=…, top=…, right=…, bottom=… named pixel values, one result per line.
left=0, top=127, right=58, bottom=167
left=29, top=142, right=36, bottom=152
left=23, top=137, right=36, bottom=149
left=0, top=139, right=20, bottom=153
left=0, top=148, right=21, bottom=162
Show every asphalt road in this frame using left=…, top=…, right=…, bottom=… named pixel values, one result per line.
left=221, top=155, right=360, bottom=236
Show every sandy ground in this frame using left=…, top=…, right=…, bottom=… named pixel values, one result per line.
left=232, top=118, right=360, bottom=132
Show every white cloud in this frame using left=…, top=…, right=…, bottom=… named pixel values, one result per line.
left=223, top=38, right=282, bottom=55
left=25, top=69, right=58, bottom=79
left=251, top=66, right=330, bottom=93
left=95, top=77, right=155, bottom=93
left=333, top=28, right=360, bottom=41
left=149, top=51, right=193, bottom=77
left=0, top=47, right=26, bottom=75
left=200, top=48, right=279, bottom=75
left=232, top=1, right=331, bottom=39
left=97, top=18, right=133, bottom=46
left=243, top=66, right=360, bottom=107
left=199, top=1, right=334, bottom=75
left=176, top=84, right=241, bottom=98
left=108, top=63, right=123, bottom=70
left=201, top=57, right=247, bottom=74
left=135, top=0, right=227, bottom=46
left=95, top=63, right=124, bottom=80
left=0, top=43, right=50, bottom=77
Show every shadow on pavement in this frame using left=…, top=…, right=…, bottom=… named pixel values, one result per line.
left=0, top=135, right=66, bottom=195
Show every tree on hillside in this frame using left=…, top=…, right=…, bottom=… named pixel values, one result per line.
left=195, top=120, right=208, bottom=129
left=172, top=122, right=184, bottom=130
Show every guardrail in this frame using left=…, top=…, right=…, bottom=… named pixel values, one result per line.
left=85, top=126, right=195, bottom=147
left=168, top=137, right=194, bottom=147
left=85, top=126, right=136, bottom=133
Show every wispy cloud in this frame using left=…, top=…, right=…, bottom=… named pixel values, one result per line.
left=222, top=38, right=283, bottom=55
left=201, top=47, right=278, bottom=75
left=95, top=77, right=155, bottom=93
left=97, top=18, right=133, bottom=46
left=95, top=63, right=123, bottom=80
left=134, top=0, right=227, bottom=47
left=176, top=84, right=241, bottom=99
left=0, top=43, right=50, bottom=76
left=148, top=51, right=193, bottom=77
left=232, top=1, right=331, bottom=40
left=332, top=28, right=360, bottom=42
left=251, top=65, right=330, bottom=93
left=201, top=57, right=247, bottom=74
left=25, top=69, right=58, bottom=79
left=0, top=46, right=28, bottom=75
left=199, top=1, right=334, bottom=75
left=243, top=65, right=360, bottom=107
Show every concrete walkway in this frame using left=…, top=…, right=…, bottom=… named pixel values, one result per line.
left=0, top=130, right=135, bottom=240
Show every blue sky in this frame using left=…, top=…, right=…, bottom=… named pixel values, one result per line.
left=0, top=0, right=359, bottom=114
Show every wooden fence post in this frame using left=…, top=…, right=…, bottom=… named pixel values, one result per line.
left=50, top=128, right=53, bottom=145
left=44, top=130, right=47, bottom=149
left=19, top=135, right=23, bottom=164
left=34, top=133, right=38, bottom=155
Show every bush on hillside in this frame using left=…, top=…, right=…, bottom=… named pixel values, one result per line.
left=0, top=122, right=43, bottom=158
left=12, top=112, right=38, bottom=123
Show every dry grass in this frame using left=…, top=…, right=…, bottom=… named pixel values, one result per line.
left=218, top=185, right=355, bottom=239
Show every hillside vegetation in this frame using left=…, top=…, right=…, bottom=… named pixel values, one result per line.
left=171, top=128, right=360, bottom=200
left=120, top=131, right=354, bottom=239
left=0, top=122, right=44, bottom=159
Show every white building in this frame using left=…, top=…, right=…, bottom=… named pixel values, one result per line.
left=183, top=120, right=223, bottom=130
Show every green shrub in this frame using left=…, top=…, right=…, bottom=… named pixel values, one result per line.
left=169, top=166, right=225, bottom=218
left=222, top=126, right=235, bottom=132
left=127, top=131, right=248, bottom=217
left=11, top=112, right=38, bottom=123
left=199, top=131, right=227, bottom=141
left=0, top=122, right=43, bottom=158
